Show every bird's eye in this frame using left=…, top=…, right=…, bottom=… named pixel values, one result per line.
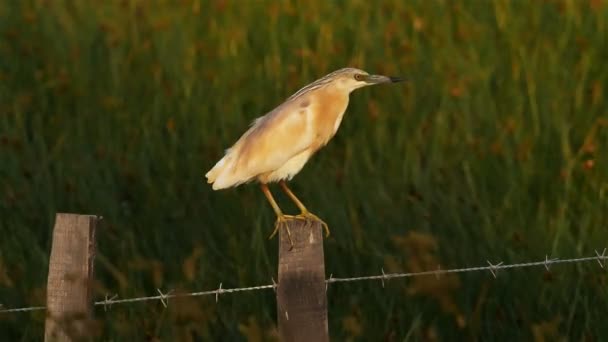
left=354, top=74, right=364, bottom=81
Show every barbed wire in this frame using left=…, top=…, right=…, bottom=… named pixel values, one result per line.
left=327, top=249, right=607, bottom=284
left=1, top=249, right=606, bottom=314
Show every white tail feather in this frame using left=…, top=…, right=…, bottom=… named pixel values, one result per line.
left=205, top=152, right=247, bottom=190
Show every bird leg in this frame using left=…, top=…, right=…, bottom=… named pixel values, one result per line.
left=260, top=183, right=294, bottom=248
left=279, top=181, right=330, bottom=237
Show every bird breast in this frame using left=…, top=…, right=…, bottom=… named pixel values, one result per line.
left=257, top=89, right=350, bottom=184
left=307, top=88, right=350, bottom=151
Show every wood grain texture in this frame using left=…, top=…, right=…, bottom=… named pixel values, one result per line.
left=277, top=219, right=329, bottom=342
left=45, top=213, right=98, bottom=342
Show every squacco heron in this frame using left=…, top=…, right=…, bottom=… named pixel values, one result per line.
left=206, top=67, right=402, bottom=245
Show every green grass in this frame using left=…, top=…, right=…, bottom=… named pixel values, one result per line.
left=1, top=0, right=607, bottom=340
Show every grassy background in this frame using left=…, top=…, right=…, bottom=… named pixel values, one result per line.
left=1, top=0, right=607, bottom=340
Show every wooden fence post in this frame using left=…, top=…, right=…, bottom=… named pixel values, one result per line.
left=277, top=220, right=329, bottom=341
left=45, top=213, right=98, bottom=342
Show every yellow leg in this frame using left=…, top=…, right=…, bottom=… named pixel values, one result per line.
left=260, top=183, right=294, bottom=247
left=279, top=181, right=330, bottom=237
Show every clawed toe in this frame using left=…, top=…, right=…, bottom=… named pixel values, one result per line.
left=295, top=212, right=330, bottom=237
left=269, top=215, right=294, bottom=249
left=267, top=212, right=329, bottom=251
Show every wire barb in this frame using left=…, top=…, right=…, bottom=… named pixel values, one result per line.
left=271, top=277, right=277, bottom=293
left=326, top=274, right=333, bottom=292
left=544, top=255, right=558, bottom=271
left=486, top=261, right=503, bottom=278
left=380, top=268, right=387, bottom=288
left=102, top=294, right=118, bottom=312
left=216, top=283, right=223, bottom=303
left=157, top=289, right=173, bottom=308
left=595, top=248, right=606, bottom=268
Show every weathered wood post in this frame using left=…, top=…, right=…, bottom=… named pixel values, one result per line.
left=45, top=213, right=98, bottom=342
left=277, top=220, right=329, bottom=341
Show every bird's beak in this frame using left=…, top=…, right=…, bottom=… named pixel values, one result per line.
left=365, top=74, right=405, bottom=84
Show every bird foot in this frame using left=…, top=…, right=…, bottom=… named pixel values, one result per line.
left=267, top=212, right=329, bottom=250
left=268, top=214, right=297, bottom=249
left=294, top=211, right=330, bottom=238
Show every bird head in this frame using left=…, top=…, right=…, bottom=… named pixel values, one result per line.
left=329, top=67, right=404, bottom=93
